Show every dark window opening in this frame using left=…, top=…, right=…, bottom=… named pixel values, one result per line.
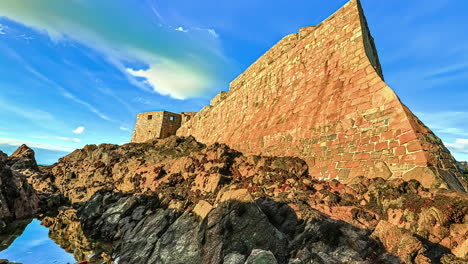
left=170, top=116, right=175, bottom=121
left=148, top=115, right=153, bottom=120
left=186, top=116, right=191, bottom=121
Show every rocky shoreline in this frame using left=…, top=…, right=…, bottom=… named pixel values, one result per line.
left=0, top=138, right=467, bottom=263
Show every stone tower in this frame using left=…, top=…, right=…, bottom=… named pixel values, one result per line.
left=131, top=111, right=195, bottom=142
left=175, top=0, right=466, bottom=191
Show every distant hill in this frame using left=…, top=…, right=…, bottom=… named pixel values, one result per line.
left=461, top=161, right=468, bottom=174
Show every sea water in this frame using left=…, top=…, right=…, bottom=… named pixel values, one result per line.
left=0, top=219, right=76, bottom=264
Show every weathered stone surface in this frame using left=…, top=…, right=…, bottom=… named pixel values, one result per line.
left=42, top=136, right=467, bottom=262
left=74, top=190, right=399, bottom=264
left=372, top=220, right=429, bottom=263
left=4, top=145, right=57, bottom=195
left=245, top=249, right=278, bottom=264
left=223, top=253, right=246, bottom=264
left=34, top=136, right=466, bottom=263
left=6, top=144, right=38, bottom=171
left=402, top=167, right=439, bottom=189
left=192, top=200, right=213, bottom=219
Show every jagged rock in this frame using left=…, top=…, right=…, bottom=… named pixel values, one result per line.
left=245, top=249, right=278, bottom=264
left=224, top=253, right=246, bottom=264
left=193, top=200, right=213, bottom=219
left=4, top=145, right=57, bottom=196
left=372, top=220, right=429, bottom=263
left=6, top=144, right=38, bottom=171
left=0, top=151, right=7, bottom=162
left=33, top=136, right=466, bottom=263
left=70, top=190, right=407, bottom=264
left=0, top=157, right=39, bottom=231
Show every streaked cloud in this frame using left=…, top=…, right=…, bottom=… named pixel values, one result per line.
left=119, top=126, right=132, bottom=132
left=0, top=0, right=227, bottom=99
left=62, top=91, right=112, bottom=121
left=72, top=126, right=85, bottom=134
left=0, top=97, right=55, bottom=122
left=2, top=45, right=115, bottom=122
left=416, top=111, right=468, bottom=137
left=445, top=139, right=468, bottom=155
left=55, top=137, right=80, bottom=143
left=0, top=138, right=75, bottom=152
left=207, top=29, right=219, bottom=38
left=422, top=62, right=468, bottom=81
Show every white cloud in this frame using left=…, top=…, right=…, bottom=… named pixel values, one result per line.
left=119, top=126, right=131, bottom=132
left=0, top=138, right=76, bottom=152
left=73, top=126, right=85, bottom=134
left=0, top=24, right=5, bottom=35
left=207, top=29, right=219, bottom=38
left=126, top=60, right=212, bottom=100
left=445, top=139, right=468, bottom=155
left=0, top=0, right=225, bottom=99
left=175, top=26, right=188, bottom=33
left=55, top=137, right=80, bottom=143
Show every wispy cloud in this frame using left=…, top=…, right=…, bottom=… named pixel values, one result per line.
left=0, top=0, right=227, bottom=99
left=0, top=138, right=76, bottom=152
left=445, top=139, right=468, bottom=155
left=61, top=91, right=112, bottom=121
left=72, top=126, right=85, bottom=134
left=0, top=97, right=55, bottom=122
left=119, top=126, right=132, bottom=132
left=416, top=111, right=468, bottom=138
left=2, top=45, right=115, bottom=122
left=207, top=29, right=219, bottom=38
left=416, top=111, right=468, bottom=160
left=422, top=62, right=468, bottom=81
left=54, top=137, right=80, bottom=143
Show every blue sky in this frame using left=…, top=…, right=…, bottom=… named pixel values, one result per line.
left=0, top=0, right=467, bottom=164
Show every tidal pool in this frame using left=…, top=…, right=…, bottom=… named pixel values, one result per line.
left=0, top=219, right=76, bottom=264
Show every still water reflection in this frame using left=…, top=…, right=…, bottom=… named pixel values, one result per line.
left=0, top=219, right=76, bottom=264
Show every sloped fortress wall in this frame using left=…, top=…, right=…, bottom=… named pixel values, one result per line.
left=177, top=0, right=466, bottom=191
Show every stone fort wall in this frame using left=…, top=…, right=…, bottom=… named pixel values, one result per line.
left=175, top=0, right=465, bottom=191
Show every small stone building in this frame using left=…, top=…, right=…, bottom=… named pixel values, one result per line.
left=131, top=111, right=196, bottom=143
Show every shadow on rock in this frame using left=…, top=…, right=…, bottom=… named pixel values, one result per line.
left=72, top=190, right=402, bottom=264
